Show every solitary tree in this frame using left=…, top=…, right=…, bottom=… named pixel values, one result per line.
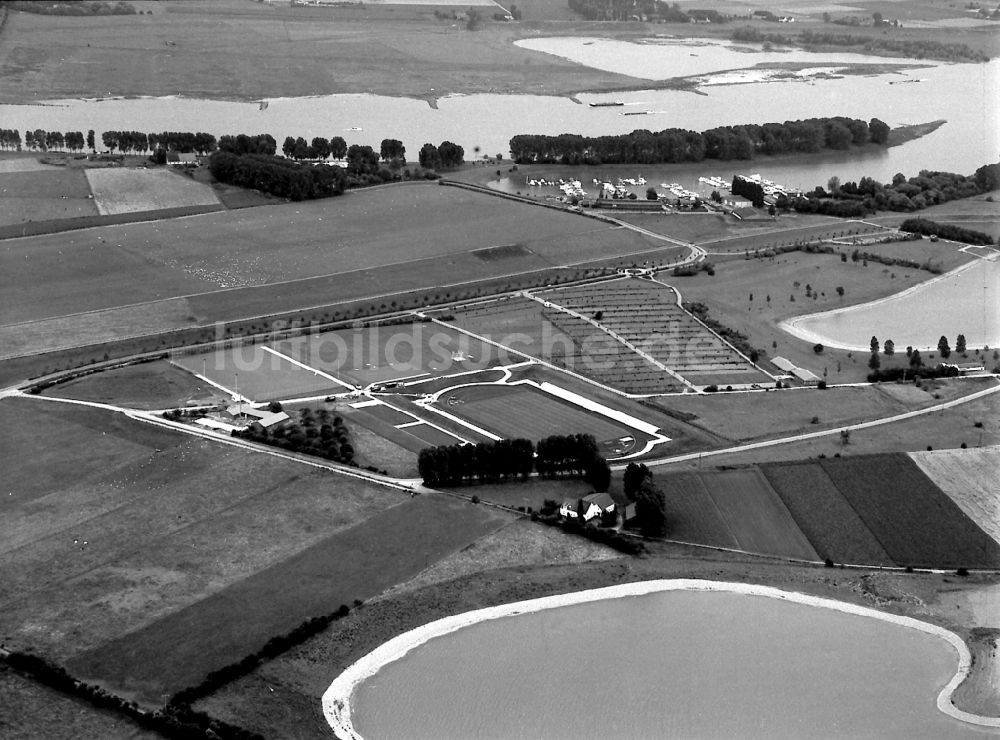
left=329, top=136, right=347, bottom=160
left=635, top=479, right=667, bottom=538
left=910, top=349, right=924, bottom=368
left=869, top=352, right=881, bottom=371
left=836, top=286, right=845, bottom=298
left=883, top=339, right=895, bottom=355
left=937, top=335, right=951, bottom=359
left=623, top=462, right=651, bottom=502
left=870, top=336, right=879, bottom=354
left=956, top=334, right=967, bottom=354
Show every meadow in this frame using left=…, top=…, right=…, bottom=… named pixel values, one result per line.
left=0, top=163, right=97, bottom=227
left=909, top=447, right=1000, bottom=546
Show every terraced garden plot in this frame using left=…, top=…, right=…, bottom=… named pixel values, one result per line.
left=761, top=461, right=894, bottom=566
left=909, top=447, right=1000, bottom=546
left=819, top=454, right=1000, bottom=569
left=538, top=278, right=770, bottom=386
left=701, top=469, right=818, bottom=560
left=68, top=494, right=511, bottom=704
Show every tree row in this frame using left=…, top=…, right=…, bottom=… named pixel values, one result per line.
left=508, top=117, right=889, bottom=165
left=418, top=433, right=611, bottom=490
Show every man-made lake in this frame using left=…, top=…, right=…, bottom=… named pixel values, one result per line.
left=1, top=44, right=995, bottom=189
left=325, top=581, right=996, bottom=740
left=783, top=255, right=1000, bottom=352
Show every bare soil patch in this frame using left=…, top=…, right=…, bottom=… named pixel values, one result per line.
left=84, top=167, right=220, bottom=215
left=910, top=447, right=1000, bottom=546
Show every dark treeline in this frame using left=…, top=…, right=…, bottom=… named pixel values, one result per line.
left=102, top=130, right=217, bottom=154
left=418, top=140, right=465, bottom=170
left=169, top=604, right=352, bottom=709
left=624, top=462, right=668, bottom=538
left=418, top=433, right=611, bottom=490
left=0, top=128, right=20, bottom=149
left=731, top=26, right=989, bottom=63
left=1, top=651, right=263, bottom=740
left=3, top=1, right=137, bottom=15
left=17, top=128, right=86, bottom=151
left=209, top=151, right=347, bottom=201
left=867, top=364, right=960, bottom=383
left=509, top=117, right=888, bottom=165
left=568, top=0, right=729, bottom=22
left=899, top=217, right=997, bottom=246
left=418, top=438, right=535, bottom=486
left=791, top=163, right=999, bottom=218
left=231, top=405, right=355, bottom=459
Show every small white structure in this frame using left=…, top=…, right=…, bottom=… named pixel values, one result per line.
left=559, top=492, right=616, bottom=521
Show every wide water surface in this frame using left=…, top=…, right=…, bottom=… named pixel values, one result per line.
left=784, top=255, right=1000, bottom=351
left=347, top=588, right=991, bottom=739
left=1, top=44, right=995, bottom=188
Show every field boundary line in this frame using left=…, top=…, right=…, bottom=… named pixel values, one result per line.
left=168, top=360, right=247, bottom=402
left=374, top=395, right=475, bottom=444
left=624, top=377, right=1000, bottom=471
left=412, top=398, right=502, bottom=442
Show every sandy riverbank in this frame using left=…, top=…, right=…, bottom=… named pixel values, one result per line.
left=322, top=578, right=1000, bottom=739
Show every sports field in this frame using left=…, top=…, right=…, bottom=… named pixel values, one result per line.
left=171, top=346, right=348, bottom=401
left=434, top=382, right=651, bottom=453
left=274, top=322, right=512, bottom=388
left=84, top=168, right=220, bottom=215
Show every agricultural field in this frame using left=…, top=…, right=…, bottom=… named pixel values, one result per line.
left=0, top=394, right=512, bottom=705
left=0, top=162, right=98, bottom=227
left=818, top=454, right=1000, bottom=568
left=909, top=447, right=1000, bottom=546
left=761, top=461, right=895, bottom=566
left=0, top=184, right=659, bottom=358
left=84, top=167, right=221, bottom=215
left=655, top=469, right=818, bottom=560
left=42, top=359, right=225, bottom=410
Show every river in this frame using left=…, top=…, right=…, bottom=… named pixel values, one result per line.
left=328, top=582, right=997, bottom=740
left=0, top=40, right=995, bottom=190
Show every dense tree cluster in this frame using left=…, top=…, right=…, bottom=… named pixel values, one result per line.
left=899, top=217, right=997, bottom=245
left=232, top=406, right=354, bottom=459
left=624, top=463, right=668, bottom=537
left=418, top=438, right=535, bottom=486
left=867, top=364, right=960, bottom=383
left=209, top=151, right=347, bottom=201
left=730, top=26, right=989, bottom=63
left=218, top=133, right=277, bottom=156
left=97, top=129, right=216, bottom=154
left=508, top=117, right=885, bottom=165
left=731, top=176, right=766, bottom=208
left=0, top=128, right=20, bottom=149
left=792, top=164, right=998, bottom=217
left=418, top=140, right=465, bottom=170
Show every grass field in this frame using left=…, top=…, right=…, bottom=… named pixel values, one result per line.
left=171, top=347, right=346, bottom=401
left=84, top=168, right=220, bottom=215
left=42, top=360, right=226, bottom=410
left=909, top=447, right=1000, bottom=547
left=672, top=250, right=962, bottom=383
left=67, top=493, right=510, bottom=704
left=0, top=166, right=98, bottom=227
left=818, top=454, right=1000, bottom=568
